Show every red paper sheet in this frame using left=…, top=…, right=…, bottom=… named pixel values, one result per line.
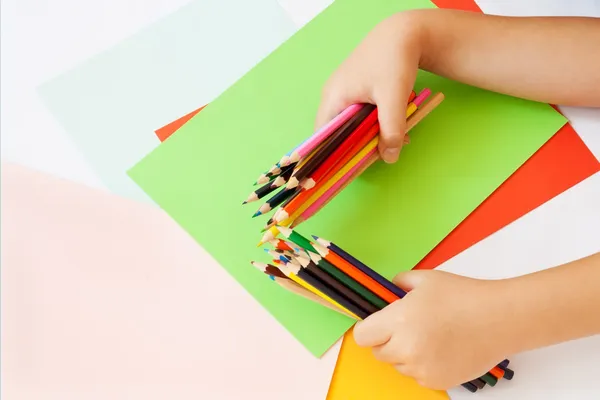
left=153, top=0, right=599, bottom=271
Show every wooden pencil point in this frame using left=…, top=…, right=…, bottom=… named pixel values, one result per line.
left=311, top=242, right=328, bottom=257
left=276, top=225, right=293, bottom=237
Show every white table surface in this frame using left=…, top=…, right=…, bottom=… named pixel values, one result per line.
left=2, top=0, right=600, bottom=399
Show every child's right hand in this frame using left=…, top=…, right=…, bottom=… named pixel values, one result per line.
left=315, top=11, right=425, bottom=164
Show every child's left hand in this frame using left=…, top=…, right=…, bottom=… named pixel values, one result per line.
left=353, top=270, right=510, bottom=390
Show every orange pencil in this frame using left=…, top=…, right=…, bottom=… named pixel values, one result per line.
left=268, top=239, right=298, bottom=252
left=309, top=244, right=400, bottom=304
left=489, top=366, right=505, bottom=380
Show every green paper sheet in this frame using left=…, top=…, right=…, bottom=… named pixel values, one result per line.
left=128, top=0, right=567, bottom=356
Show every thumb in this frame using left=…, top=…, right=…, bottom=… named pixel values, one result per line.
left=376, top=89, right=410, bottom=163
left=392, top=270, right=429, bottom=292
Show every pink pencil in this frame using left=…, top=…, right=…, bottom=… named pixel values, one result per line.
left=279, top=103, right=364, bottom=167
left=292, top=147, right=378, bottom=227
left=413, top=88, right=432, bottom=106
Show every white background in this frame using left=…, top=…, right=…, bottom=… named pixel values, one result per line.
left=2, top=0, right=600, bottom=399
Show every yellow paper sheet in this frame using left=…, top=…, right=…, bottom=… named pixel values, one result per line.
left=327, top=330, right=449, bottom=400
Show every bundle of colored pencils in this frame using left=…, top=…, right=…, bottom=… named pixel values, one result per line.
left=251, top=226, right=515, bottom=393
left=242, top=88, right=445, bottom=244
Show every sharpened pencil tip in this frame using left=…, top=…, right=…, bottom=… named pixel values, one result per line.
left=252, top=211, right=262, bottom=218
left=311, top=235, right=319, bottom=240
left=242, top=201, right=247, bottom=205
left=257, top=241, right=265, bottom=247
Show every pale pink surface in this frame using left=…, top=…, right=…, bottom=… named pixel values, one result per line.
left=300, top=148, right=377, bottom=221
left=295, top=103, right=363, bottom=159
left=1, top=163, right=339, bottom=400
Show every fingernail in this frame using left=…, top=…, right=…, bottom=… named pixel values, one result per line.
left=382, top=148, right=400, bottom=163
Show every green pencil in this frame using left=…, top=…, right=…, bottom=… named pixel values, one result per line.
left=276, top=226, right=317, bottom=253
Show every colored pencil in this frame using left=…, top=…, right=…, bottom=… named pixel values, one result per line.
left=279, top=137, right=379, bottom=226
left=264, top=162, right=296, bottom=188
left=276, top=91, right=433, bottom=224
left=293, top=254, right=381, bottom=315
left=268, top=239, right=299, bottom=252
left=274, top=276, right=356, bottom=318
left=291, top=151, right=378, bottom=227
left=489, top=366, right=505, bottom=380
left=253, top=187, right=299, bottom=217
left=308, top=249, right=399, bottom=305
left=287, top=105, right=378, bottom=190
left=301, top=115, right=379, bottom=190
left=461, top=382, right=478, bottom=393
left=273, top=124, right=380, bottom=224
left=281, top=103, right=364, bottom=167
left=265, top=249, right=291, bottom=264
left=250, top=261, right=289, bottom=280
left=300, top=91, right=420, bottom=191
left=498, top=365, right=514, bottom=380
left=288, top=144, right=381, bottom=228
left=276, top=225, right=318, bottom=253
left=298, top=251, right=388, bottom=310
left=406, top=92, right=445, bottom=130
left=479, top=372, right=498, bottom=387
left=255, top=165, right=281, bottom=185
left=286, top=104, right=376, bottom=190
left=258, top=226, right=282, bottom=246
left=290, top=92, right=446, bottom=220
left=277, top=262, right=359, bottom=318
left=469, top=378, right=486, bottom=389
left=313, top=236, right=407, bottom=299
left=279, top=262, right=368, bottom=319
left=407, top=90, right=416, bottom=103
left=244, top=166, right=295, bottom=204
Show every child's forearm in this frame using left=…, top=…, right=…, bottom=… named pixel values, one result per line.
left=492, top=252, right=600, bottom=355
left=406, top=9, right=600, bottom=107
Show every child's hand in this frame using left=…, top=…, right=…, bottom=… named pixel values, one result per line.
left=353, top=270, right=508, bottom=390
left=315, top=12, right=425, bottom=164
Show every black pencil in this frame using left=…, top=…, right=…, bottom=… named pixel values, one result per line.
left=461, top=382, right=478, bottom=393
left=253, top=187, right=300, bottom=217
